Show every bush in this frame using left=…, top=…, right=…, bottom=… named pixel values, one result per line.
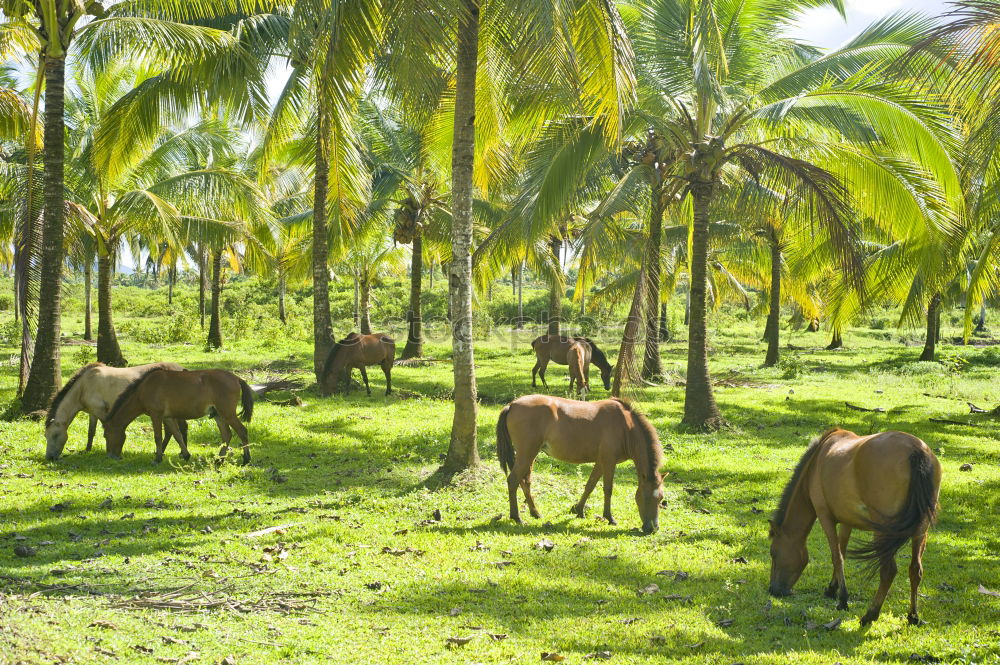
left=778, top=354, right=803, bottom=379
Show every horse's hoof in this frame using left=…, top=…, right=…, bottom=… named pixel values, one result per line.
left=824, top=583, right=838, bottom=599
left=181, top=453, right=191, bottom=462
left=154, top=457, right=163, bottom=464
left=529, top=511, right=541, bottom=519
left=571, top=506, right=584, bottom=518
left=605, top=516, right=617, bottom=526
left=837, top=600, right=848, bottom=611
left=907, top=613, right=924, bottom=626
left=859, top=610, right=879, bottom=626
left=511, top=516, right=523, bottom=525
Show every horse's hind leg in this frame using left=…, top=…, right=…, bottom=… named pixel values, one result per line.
left=165, top=419, right=190, bottom=461
left=907, top=529, right=928, bottom=625
left=382, top=361, right=392, bottom=395
left=86, top=415, right=97, bottom=452
left=538, top=359, right=549, bottom=387
left=818, top=514, right=849, bottom=610
left=506, top=450, right=538, bottom=524
left=359, top=366, right=371, bottom=396
left=860, top=551, right=898, bottom=626
left=229, top=417, right=251, bottom=465
left=520, top=468, right=541, bottom=519
left=531, top=360, right=541, bottom=388
left=215, top=416, right=232, bottom=462
left=572, top=464, right=602, bottom=518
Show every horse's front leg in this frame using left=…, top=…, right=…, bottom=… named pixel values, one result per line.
left=538, top=360, right=549, bottom=388
left=86, top=415, right=98, bottom=452
left=359, top=365, right=371, bottom=396
left=907, top=529, right=928, bottom=625
left=573, top=464, right=602, bottom=518
left=818, top=513, right=849, bottom=610
left=151, top=417, right=165, bottom=463
left=860, top=553, right=899, bottom=626
left=382, top=361, right=392, bottom=396
left=531, top=360, right=541, bottom=387
left=601, top=463, right=617, bottom=525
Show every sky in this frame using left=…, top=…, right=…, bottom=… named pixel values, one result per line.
left=787, top=0, right=951, bottom=48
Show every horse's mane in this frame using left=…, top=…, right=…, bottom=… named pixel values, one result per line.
left=616, top=399, right=664, bottom=481
left=773, top=428, right=842, bottom=527
left=322, top=333, right=360, bottom=381
left=580, top=338, right=611, bottom=372
left=46, top=362, right=104, bottom=424
left=106, top=368, right=166, bottom=423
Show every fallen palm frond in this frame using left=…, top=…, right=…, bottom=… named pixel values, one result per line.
left=112, top=583, right=328, bottom=614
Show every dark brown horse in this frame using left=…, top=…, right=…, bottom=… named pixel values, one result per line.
left=768, top=428, right=941, bottom=626
left=531, top=335, right=612, bottom=390
left=104, top=369, right=255, bottom=464
left=497, top=395, right=664, bottom=534
left=322, top=332, right=395, bottom=396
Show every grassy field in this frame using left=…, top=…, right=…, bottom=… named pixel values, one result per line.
left=1, top=293, right=1000, bottom=664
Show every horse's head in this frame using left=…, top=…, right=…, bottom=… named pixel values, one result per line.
left=768, top=519, right=809, bottom=596
left=599, top=364, right=612, bottom=390
left=635, top=471, right=664, bottom=535
left=45, top=420, right=68, bottom=460
left=103, top=424, right=126, bottom=460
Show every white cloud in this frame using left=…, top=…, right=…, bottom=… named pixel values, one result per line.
left=789, top=0, right=949, bottom=49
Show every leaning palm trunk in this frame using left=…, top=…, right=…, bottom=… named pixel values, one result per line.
left=278, top=274, right=287, bottom=324
left=84, top=260, right=93, bottom=341
left=22, top=56, right=67, bottom=412
left=401, top=234, right=423, bottom=359
left=198, top=242, right=206, bottom=329
left=312, top=105, right=335, bottom=381
left=764, top=232, right=781, bottom=367
left=547, top=237, right=562, bottom=336
left=516, top=262, right=524, bottom=329
left=682, top=182, right=724, bottom=429
left=612, top=264, right=647, bottom=397
left=443, top=0, right=481, bottom=473
left=642, top=181, right=665, bottom=379
left=920, top=293, right=941, bottom=362
left=97, top=251, right=126, bottom=366
left=207, top=248, right=223, bottom=349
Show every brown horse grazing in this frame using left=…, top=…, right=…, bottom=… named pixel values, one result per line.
left=768, top=428, right=941, bottom=626
left=322, top=332, right=395, bottom=396
left=496, top=395, right=665, bottom=534
left=104, top=369, right=255, bottom=464
left=566, top=340, right=592, bottom=397
left=531, top=335, right=613, bottom=390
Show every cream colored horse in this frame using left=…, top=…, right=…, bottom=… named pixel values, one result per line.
left=45, top=362, right=185, bottom=460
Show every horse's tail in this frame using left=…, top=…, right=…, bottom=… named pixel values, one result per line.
left=496, top=405, right=515, bottom=476
left=849, top=447, right=938, bottom=574
left=238, top=378, right=255, bottom=422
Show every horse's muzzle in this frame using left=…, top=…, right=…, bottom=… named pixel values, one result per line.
left=641, top=521, right=658, bottom=535
left=768, top=584, right=791, bottom=598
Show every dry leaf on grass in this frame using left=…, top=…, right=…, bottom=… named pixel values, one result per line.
left=541, top=653, right=565, bottom=662
left=446, top=636, right=475, bottom=647
left=979, top=584, right=1000, bottom=597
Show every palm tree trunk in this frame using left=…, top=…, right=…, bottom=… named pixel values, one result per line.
left=22, top=56, right=66, bottom=412
left=516, top=261, right=524, bottom=329
left=97, top=250, right=126, bottom=367
left=763, top=231, right=781, bottom=367
left=547, top=236, right=562, bottom=336
left=359, top=275, right=372, bottom=334
left=642, top=181, right=665, bottom=379
left=920, top=293, right=941, bottom=361
left=167, top=260, right=174, bottom=305
left=402, top=234, right=423, bottom=358
left=278, top=274, right=287, bottom=324
left=443, top=0, right=481, bottom=474
left=84, top=260, right=93, bottom=341
left=207, top=248, right=223, bottom=349
left=353, top=273, right=360, bottom=328
left=807, top=318, right=819, bottom=332
left=312, top=105, right=335, bottom=381
left=511, top=267, right=516, bottom=297
left=611, top=265, right=647, bottom=397
left=198, top=242, right=206, bottom=329
left=682, top=183, right=724, bottom=429
left=659, top=303, right=668, bottom=341
left=827, top=328, right=843, bottom=350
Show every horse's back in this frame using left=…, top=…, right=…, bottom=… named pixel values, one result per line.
left=816, top=429, right=940, bottom=529
left=507, top=395, right=626, bottom=462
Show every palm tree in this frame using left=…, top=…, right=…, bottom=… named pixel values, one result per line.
left=625, top=4, right=964, bottom=429
left=2, top=0, right=260, bottom=411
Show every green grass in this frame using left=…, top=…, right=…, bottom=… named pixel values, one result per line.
left=2, top=304, right=1000, bottom=664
